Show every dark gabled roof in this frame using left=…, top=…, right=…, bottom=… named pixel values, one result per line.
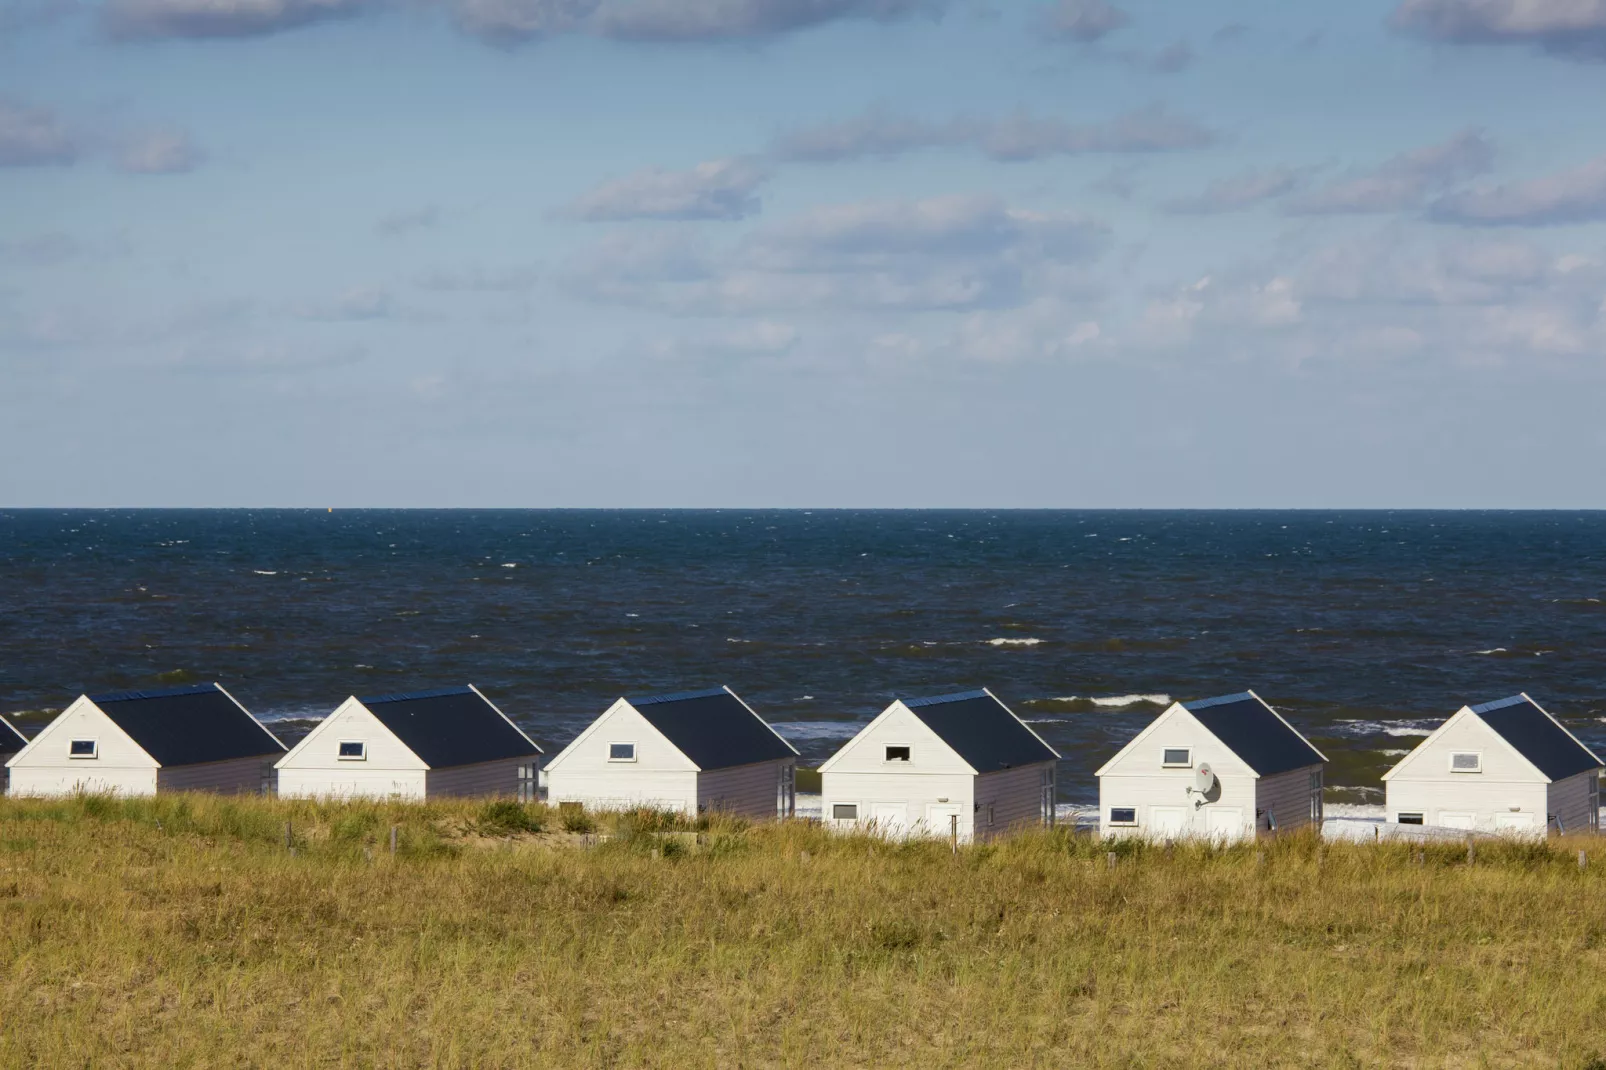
left=628, top=686, right=797, bottom=771
left=357, top=686, right=542, bottom=769
left=0, top=715, right=27, bottom=755
left=902, top=689, right=1059, bottom=773
left=1470, top=694, right=1602, bottom=782
left=88, top=684, right=285, bottom=767
left=1183, top=691, right=1325, bottom=777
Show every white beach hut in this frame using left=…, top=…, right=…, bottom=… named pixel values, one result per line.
left=817, top=689, right=1059, bottom=843
left=275, top=685, right=543, bottom=801
left=5, top=683, right=285, bottom=797
left=1, top=716, right=29, bottom=794
left=1096, top=691, right=1326, bottom=842
left=1381, top=694, right=1601, bottom=836
left=543, top=686, right=799, bottom=819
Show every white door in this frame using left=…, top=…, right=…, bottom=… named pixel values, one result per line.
left=1494, top=813, right=1535, bottom=835
left=1149, top=806, right=1187, bottom=838
left=871, top=803, right=908, bottom=838
left=924, top=803, right=963, bottom=841
left=1206, top=807, right=1244, bottom=842
left=1437, top=811, right=1477, bottom=830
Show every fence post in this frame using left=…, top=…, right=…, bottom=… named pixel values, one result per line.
left=390, top=825, right=398, bottom=856
left=283, top=821, right=292, bottom=850
left=1466, top=835, right=1475, bottom=866
left=1106, top=851, right=1117, bottom=870
left=950, top=813, right=958, bottom=856
left=1580, top=849, right=1588, bottom=872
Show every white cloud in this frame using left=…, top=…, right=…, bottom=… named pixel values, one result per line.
left=1164, top=167, right=1303, bottom=213
left=1039, top=0, right=1128, bottom=42
left=102, top=0, right=373, bottom=39
left=1431, top=154, right=1606, bottom=225
left=0, top=99, right=77, bottom=167
left=1290, top=130, right=1493, bottom=214
left=376, top=204, right=441, bottom=236
left=564, top=157, right=770, bottom=221
left=1391, top=0, right=1606, bottom=62
left=118, top=129, right=203, bottom=174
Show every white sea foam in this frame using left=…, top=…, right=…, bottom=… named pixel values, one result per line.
left=253, top=570, right=277, bottom=576
left=1378, top=749, right=1411, bottom=757
left=1332, top=718, right=1437, bottom=738
left=770, top=721, right=863, bottom=742
left=986, top=637, right=1043, bottom=647
left=1384, top=726, right=1433, bottom=737
left=501, top=563, right=517, bottom=568
left=1473, top=647, right=1507, bottom=655
left=726, top=637, right=754, bottom=644
left=1023, top=717, right=1069, bottom=724
left=1090, top=693, right=1170, bottom=708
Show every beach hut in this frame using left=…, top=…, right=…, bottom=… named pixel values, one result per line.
left=0, top=716, right=28, bottom=794
left=543, top=686, right=799, bottom=819
left=817, top=689, right=1059, bottom=842
left=1381, top=694, right=1601, bottom=836
left=274, top=685, right=543, bottom=801
left=1096, top=691, right=1326, bottom=842
left=5, top=683, right=284, bottom=797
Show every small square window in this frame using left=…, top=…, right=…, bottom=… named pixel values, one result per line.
left=69, top=739, right=97, bottom=759
left=832, top=803, right=859, bottom=820
left=337, top=741, right=366, bottom=760
left=1450, top=752, right=1481, bottom=773
left=608, top=742, right=637, bottom=762
left=1397, top=812, right=1424, bottom=825
left=1162, top=748, right=1191, bottom=767
left=884, top=745, right=911, bottom=763
left=1110, top=807, right=1137, bottom=825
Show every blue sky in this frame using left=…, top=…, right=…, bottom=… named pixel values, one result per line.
left=4, top=0, right=1606, bottom=507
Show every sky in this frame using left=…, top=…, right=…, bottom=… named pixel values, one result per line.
left=4, top=0, right=1606, bottom=507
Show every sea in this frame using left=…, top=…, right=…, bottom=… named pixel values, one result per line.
left=3, top=510, right=1605, bottom=811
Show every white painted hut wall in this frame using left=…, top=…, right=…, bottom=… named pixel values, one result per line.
left=274, top=699, right=428, bottom=801
left=1255, top=765, right=1322, bottom=834
left=1548, top=770, right=1599, bottom=834
left=6, top=698, right=159, bottom=797
left=696, top=758, right=793, bottom=820
left=1097, top=704, right=1258, bottom=841
left=820, top=703, right=978, bottom=840
left=545, top=701, right=700, bottom=814
left=157, top=755, right=272, bottom=795
left=1384, top=713, right=1549, bottom=831
left=973, top=762, right=1053, bottom=841
left=426, top=757, right=537, bottom=799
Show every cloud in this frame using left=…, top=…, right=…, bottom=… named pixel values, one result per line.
left=564, top=157, right=770, bottom=221
left=417, top=265, right=541, bottom=291
left=594, top=0, right=944, bottom=41
left=1289, top=129, right=1493, bottom=214
left=1391, top=0, right=1606, bottom=62
left=0, top=100, right=77, bottom=167
left=0, top=0, right=80, bottom=38
left=297, top=286, right=393, bottom=320
left=102, top=0, right=373, bottom=40
left=0, top=232, right=81, bottom=267
left=376, top=204, right=441, bottom=236
left=1148, top=39, right=1194, bottom=72
left=118, top=129, right=203, bottom=174
left=772, top=106, right=1214, bottom=163
left=449, top=0, right=596, bottom=45
left=1039, top=0, right=1128, bottom=42
left=1430, top=154, right=1606, bottom=225
left=1164, top=167, right=1303, bottom=214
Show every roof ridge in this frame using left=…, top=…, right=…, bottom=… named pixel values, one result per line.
left=1469, top=694, right=1531, bottom=714
left=633, top=686, right=729, bottom=706
left=904, top=688, right=991, bottom=708
left=90, top=683, right=221, bottom=703
left=361, top=686, right=476, bottom=705
left=1184, top=691, right=1256, bottom=711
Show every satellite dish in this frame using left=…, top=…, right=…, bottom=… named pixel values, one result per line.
left=1194, top=764, right=1217, bottom=795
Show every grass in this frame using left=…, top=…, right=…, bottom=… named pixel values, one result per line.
left=4, top=795, right=1606, bottom=1068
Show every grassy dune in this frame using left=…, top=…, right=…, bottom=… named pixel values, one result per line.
left=3, top=795, right=1606, bottom=1068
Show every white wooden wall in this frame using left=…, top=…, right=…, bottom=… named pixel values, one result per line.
left=696, top=758, right=792, bottom=820
left=1097, top=703, right=1258, bottom=842
left=1384, top=711, right=1550, bottom=832
left=820, top=702, right=979, bottom=840
left=973, top=761, right=1053, bottom=842
left=426, top=758, right=536, bottom=799
left=545, top=700, right=701, bottom=814
left=274, top=698, right=429, bottom=801
left=6, top=697, right=159, bottom=797
left=1255, top=765, right=1322, bottom=834
left=157, top=755, right=272, bottom=795
left=1548, top=770, right=1599, bottom=835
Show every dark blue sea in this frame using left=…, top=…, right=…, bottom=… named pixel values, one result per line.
left=3, top=510, right=1605, bottom=808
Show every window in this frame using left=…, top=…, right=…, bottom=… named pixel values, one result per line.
left=1109, top=807, right=1137, bottom=825
left=1162, top=748, right=1192, bottom=768
left=608, top=742, right=636, bottom=762
left=69, top=739, right=97, bottom=759
left=832, top=803, right=858, bottom=820
left=337, top=741, right=366, bottom=760
left=1450, top=752, right=1482, bottom=773
left=1397, top=812, right=1424, bottom=825
left=884, top=745, right=911, bottom=763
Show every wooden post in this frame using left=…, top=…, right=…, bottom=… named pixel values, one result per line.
left=1106, top=851, right=1117, bottom=870
left=1579, top=849, right=1587, bottom=871
left=389, top=825, right=398, bottom=856
left=1416, top=850, right=1424, bottom=867
left=1256, top=850, right=1264, bottom=867
left=284, top=821, right=292, bottom=849
left=1466, top=835, right=1475, bottom=865
left=950, top=813, right=958, bottom=856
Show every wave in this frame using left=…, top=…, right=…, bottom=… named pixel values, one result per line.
left=770, top=720, right=864, bottom=742
left=986, top=637, right=1043, bottom=647
left=1089, top=693, right=1170, bottom=708
left=1472, top=647, right=1507, bottom=655
left=253, top=570, right=277, bottom=576
left=501, top=563, right=517, bottom=568
left=1330, top=718, right=1437, bottom=738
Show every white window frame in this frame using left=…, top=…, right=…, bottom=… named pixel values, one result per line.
left=1448, top=751, right=1483, bottom=773
left=607, top=741, right=638, bottom=763
left=1396, top=812, right=1425, bottom=825
left=1109, top=806, right=1138, bottom=826
left=1161, top=747, right=1192, bottom=768
left=883, top=744, right=912, bottom=764
left=831, top=803, right=859, bottom=821
left=337, top=740, right=367, bottom=761
left=68, top=738, right=98, bottom=759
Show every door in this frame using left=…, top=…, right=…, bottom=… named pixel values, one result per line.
left=1494, top=812, right=1535, bottom=835
left=1149, top=806, right=1187, bottom=838
left=871, top=803, right=908, bottom=838
left=924, top=803, right=963, bottom=842
left=1206, top=807, right=1244, bottom=842
left=1437, top=811, right=1477, bottom=830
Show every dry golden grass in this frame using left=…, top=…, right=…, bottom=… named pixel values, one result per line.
left=3, top=794, right=1606, bottom=1068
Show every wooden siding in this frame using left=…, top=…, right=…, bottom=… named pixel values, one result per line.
left=1097, top=703, right=1259, bottom=842
left=696, top=759, right=793, bottom=820
left=157, top=755, right=272, bottom=795
left=275, top=698, right=430, bottom=801
left=1256, top=765, right=1322, bottom=835
left=973, top=762, right=1053, bottom=842
left=1549, top=770, right=1599, bottom=835
left=426, top=757, right=538, bottom=799
left=7, top=697, right=160, bottom=797
left=1384, top=711, right=1551, bottom=832
left=545, top=699, right=701, bottom=814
